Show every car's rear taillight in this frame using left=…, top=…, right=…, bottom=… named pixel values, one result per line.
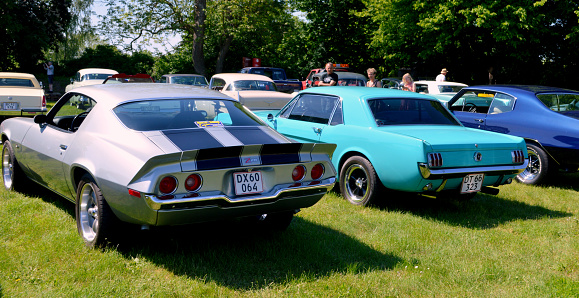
left=311, top=163, right=324, bottom=180
left=292, top=165, right=306, bottom=182
left=42, top=95, right=46, bottom=108
left=184, top=174, right=202, bottom=192
left=159, top=176, right=177, bottom=194
left=512, top=150, right=525, bottom=164
left=428, top=153, right=443, bottom=167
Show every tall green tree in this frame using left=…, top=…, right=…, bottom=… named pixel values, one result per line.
left=0, top=0, right=72, bottom=72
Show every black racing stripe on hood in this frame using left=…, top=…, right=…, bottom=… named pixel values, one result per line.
left=163, top=129, right=222, bottom=151
left=225, top=127, right=281, bottom=145
left=197, top=146, right=243, bottom=170
left=261, top=143, right=302, bottom=165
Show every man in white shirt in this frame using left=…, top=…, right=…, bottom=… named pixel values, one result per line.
left=436, top=68, right=447, bottom=82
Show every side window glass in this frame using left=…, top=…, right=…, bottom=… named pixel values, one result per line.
left=330, top=100, right=343, bottom=125
left=450, top=91, right=492, bottom=114
left=416, top=84, right=428, bottom=93
left=279, top=96, right=298, bottom=118
left=288, top=94, right=338, bottom=124
left=489, top=93, right=515, bottom=114
left=159, top=77, right=167, bottom=83
left=51, top=94, right=97, bottom=132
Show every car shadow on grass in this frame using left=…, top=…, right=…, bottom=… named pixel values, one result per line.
left=113, top=216, right=403, bottom=290
left=372, top=191, right=572, bottom=230
left=539, top=171, right=579, bottom=191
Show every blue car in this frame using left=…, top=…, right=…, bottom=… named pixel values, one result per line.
left=447, top=85, right=579, bottom=185
left=255, top=86, right=528, bottom=206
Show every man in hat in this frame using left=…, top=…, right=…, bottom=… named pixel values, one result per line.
left=436, top=68, right=447, bottom=82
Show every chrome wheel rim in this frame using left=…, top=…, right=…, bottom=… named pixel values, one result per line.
left=518, top=149, right=541, bottom=183
left=345, top=164, right=369, bottom=203
left=79, top=183, right=99, bottom=242
left=2, top=146, right=13, bottom=190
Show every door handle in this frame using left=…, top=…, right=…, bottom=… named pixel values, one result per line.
left=474, top=119, right=484, bottom=123
left=60, top=144, right=68, bottom=150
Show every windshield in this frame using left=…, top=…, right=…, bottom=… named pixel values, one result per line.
left=537, top=93, right=579, bottom=112
left=113, top=98, right=263, bottom=131
left=171, top=76, right=208, bottom=86
left=369, top=98, right=460, bottom=126
left=230, top=80, right=278, bottom=91
left=437, top=85, right=465, bottom=93
left=83, top=73, right=114, bottom=81
left=338, top=79, right=365, bottom=86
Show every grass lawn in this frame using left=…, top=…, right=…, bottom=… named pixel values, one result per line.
left=0, top=170, right=578, bottom=296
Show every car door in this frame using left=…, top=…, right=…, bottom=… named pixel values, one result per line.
left=449, top=90, right=494, bottom=129
left=483, top=92, right=516, bottom=134
left=273, top=94, right=339, bottom=143
left=19, top=93, right=96, bottom=198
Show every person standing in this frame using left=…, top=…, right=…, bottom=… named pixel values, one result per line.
left=318, top=62, right=338, bottom=86
left=401, top=73, right=415, bottom=92
left=366, top=68, right=382, bottom=87
left=488, top=66, right=495, bottom=84
left=43, top=61, right=54, bottom=92
left=436, top=68, right=447, bottom=82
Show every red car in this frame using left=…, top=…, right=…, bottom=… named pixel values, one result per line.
left=302, top=64, right=350, bottom=89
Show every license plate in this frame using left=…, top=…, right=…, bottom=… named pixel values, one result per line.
left=233, top=171, right=263, bottom=195
left=461, top=173, right=484, bottom=193
left=2, top=102, right=19, bottom=110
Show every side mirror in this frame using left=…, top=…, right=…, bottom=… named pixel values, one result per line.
left=34, top=114, right=47, bottom=124
left=267, top=113, right=274, bottom=122
left=70, top=78, right=74, bottom=83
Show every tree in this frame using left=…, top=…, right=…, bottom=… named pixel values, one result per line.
left=0, top=0, right=72, bottom=72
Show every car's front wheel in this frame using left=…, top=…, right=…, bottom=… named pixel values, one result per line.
left=76, top=174, right=117, bottom=247
left=2, top=140, right=26, bottom=191
left=516, top=143, right=551, bottom=185
left=339, top=156, right=381, bottom=206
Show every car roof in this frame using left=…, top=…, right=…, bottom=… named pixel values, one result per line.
left=463, top=85, right=579, bottom=95
left=0, top=72, right=36, bottom=79
left=300, top=86, right=438, bottom=101
left=72, top=83, right=236, bottom=109
left=77, top=68, right=118, bottom=75
left=162, top=74, right=205, bottom=77
left=212, top=73, right=273, bottom=82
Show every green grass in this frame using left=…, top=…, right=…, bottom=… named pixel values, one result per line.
left=1, top=172, right=578, bottom=297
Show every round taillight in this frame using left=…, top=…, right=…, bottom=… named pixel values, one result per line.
left=159, top=176, right=177, bottom=194
left=185, top=174, right=202, bottom=192
left=311, top=163, right=324, bottom=180
left=292, top=165, right=306, bottom=182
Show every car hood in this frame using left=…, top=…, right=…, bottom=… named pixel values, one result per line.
left=379, top=125, right=525, bottom=150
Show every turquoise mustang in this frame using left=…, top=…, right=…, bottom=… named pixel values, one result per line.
left=255, top=86, right=528, bottom=206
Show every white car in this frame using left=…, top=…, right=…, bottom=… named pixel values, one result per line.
left=414, top=80, right=468, bottom=103
left=209, top=73, right=293, bottom=110
left=0, top=72, right=47, bottom=114
left=65, top=68, right=118, bottom=92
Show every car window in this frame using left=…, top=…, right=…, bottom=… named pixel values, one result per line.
left=171, top=76, right=208, bottom=86
left=438, top=85, right=465, bottom=93
left=330, top=100, right=343, bottom=125
left=159, top=76, right=167, bottom=83
left=488, top=93, right=515, bottom=114
left=84, top=73, right=112, bottom=81
left=210, top=78, right=226, bottom=90
left=49, top=93, right=97, bottom=132
left=416, top=84, right=429, bottom=93
left=537, top=93, right=579, bottom=112
left=449, top=91, right=494, bottom=114
left=113, top=98, right=263, bottom=131
left=287, top=94, right=338, bottom=124
left=0, top=78, right=34, bottom=87
left=338, top=79, right=365, bottom=86
left=369, top=98, right=460, bottom=126
left=230, top=80, right=277, bottom=91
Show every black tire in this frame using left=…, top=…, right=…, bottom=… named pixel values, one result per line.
left=75, top=174, right=118, bottom=247
left=256, top=211, right=295, bottom=231
left=2, top=140, right=26, bottom=191
left=339, top=156, right=381, bottom=206
left=516, top=143, right=551, bottom=185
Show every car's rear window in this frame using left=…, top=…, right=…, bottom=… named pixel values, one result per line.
left=0, top=78, right=35, bottom=87
left=369, top=98, right=460, bottom=126
left=113, top=98, right=263, bottom=131
left=537, top=93, right=579, bottom=112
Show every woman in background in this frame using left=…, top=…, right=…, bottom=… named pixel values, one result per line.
left=401, top=73, right=415, bottom=92
left=366, top=68, right=382, bottom=87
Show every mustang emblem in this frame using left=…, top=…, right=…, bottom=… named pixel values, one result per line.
left=474, top=152, right=483, bottom=162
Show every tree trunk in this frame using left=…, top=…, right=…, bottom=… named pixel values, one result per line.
left=215, top=34, right=234, bottom=74
left=192, top=0, right=206, bottom=76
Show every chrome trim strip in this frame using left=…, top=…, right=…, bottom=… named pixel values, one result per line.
left=418, top=159, right=528, bottom=179
left=144, top=177, right=336, bottom=210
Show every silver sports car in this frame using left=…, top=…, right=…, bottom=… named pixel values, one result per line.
left=0, top=83, right=337, bottom=247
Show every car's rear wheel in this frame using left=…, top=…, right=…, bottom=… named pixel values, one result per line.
left=76, top=174, right=117, bottom=247
left=340, top=156, right=381, bottom=206
left=516, top=143, right=550, bottom=185
left=2, top=140, right=26, bottom=191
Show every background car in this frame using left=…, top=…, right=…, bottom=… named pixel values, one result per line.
left=103, top=73, right=155, bottom=83
left=208, top=73, right=294, bottom=110
left=311, top=72, right=367, bottom=87
left=414, top=80, right=468, bottom=103
left=65, top=68, right=118, bottom=92
left=447, top=85, right=579, bottom=185
left=381, top=78, right=402, bottom=89
left=1, top=83, right=337, bottom=247
left=256, top=86, right=527, bottom=206
left=159, top=74, right=208, bottom=87
left=0, top=72, right=47, bottom=115
left=302, top=64, right=350, bottom=89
